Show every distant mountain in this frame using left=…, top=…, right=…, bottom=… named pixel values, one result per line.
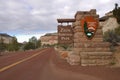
left=40, top=32, right=58, bottom=46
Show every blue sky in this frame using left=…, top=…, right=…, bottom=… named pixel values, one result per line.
left=0, top=0, right=119, bottom=42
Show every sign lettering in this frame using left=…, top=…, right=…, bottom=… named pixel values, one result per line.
left=58, top=25, right=73, bottom=44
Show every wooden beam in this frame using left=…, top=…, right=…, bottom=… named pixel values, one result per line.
left=57, top=19, right=75, bottom=23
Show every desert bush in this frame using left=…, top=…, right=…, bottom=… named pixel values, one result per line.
left=103, top=30, right=119, bottom=46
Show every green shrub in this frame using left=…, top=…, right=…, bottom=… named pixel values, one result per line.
left=58, top=44, right=73, bottom=51
left=103, top=30, right=119, bottom=46
left=113, top=3, right=120, bottom=24
left=115, top=26, right=120, bottom=35
left=110, top=61, right=116, bottom=65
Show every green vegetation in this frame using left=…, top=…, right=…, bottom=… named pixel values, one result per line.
left=103, top=26, right=120, bottom=51
left=24, top=42, right=36, bottom=50
left=58, top=44, right=73, bottom=51
left=0, top=36, right=41, bottom=54
left=113, top=3, right=120, bottom=24
left=115, top=25, right=120, bottom=35
left=23, top=36, right=41, bottom=50
left=110, top=61, right=116, bottom=65
left=0, top=38, right=6, bottom=55
left=103, top=3, right=120, bottom=52
left=103, top=30, right=120, bottom=46
left=41, top=43, right=58, bottom=48
left=7, top=36, right=19, bottom=51
left=60, top=44, right=69, bottom=50
left=0, top=36, right=20, bottom=53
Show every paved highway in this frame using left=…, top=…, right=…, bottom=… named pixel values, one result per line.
left=0, top=48, right=120, bottom=80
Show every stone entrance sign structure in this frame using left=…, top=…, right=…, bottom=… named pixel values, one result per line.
left=57, top=9, right=113, bottom=66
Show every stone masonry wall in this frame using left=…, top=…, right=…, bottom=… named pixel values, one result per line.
left=68, top=9, right=113, bottom=66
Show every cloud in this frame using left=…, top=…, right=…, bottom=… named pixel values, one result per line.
left=0, top=0, right=120, bottom=36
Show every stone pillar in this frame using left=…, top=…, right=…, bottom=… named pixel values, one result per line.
left=67, top=16, right=82, bottom=65
left=68, top=9, right=113, bottom=66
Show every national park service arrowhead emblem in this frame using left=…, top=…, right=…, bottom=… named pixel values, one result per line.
left=81, top=16, right=98, bottom=40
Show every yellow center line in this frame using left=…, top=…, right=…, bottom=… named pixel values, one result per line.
left=0, top=49, right=46, bottom=72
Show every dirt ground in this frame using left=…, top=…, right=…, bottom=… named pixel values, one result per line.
left=53, top=49, right=120, bottom=80
left=113, top=46, right=120, bottom=67
left=0, top=48, right=120, bottom=80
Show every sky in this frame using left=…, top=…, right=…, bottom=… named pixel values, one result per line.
left=0, top=0, right=119, bottom=42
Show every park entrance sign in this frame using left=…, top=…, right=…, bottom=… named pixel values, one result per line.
left=58, top=25, right=73, bottom=44
left=57, top=9, right=113, bottom=66
left=57, top=19, right=75, bottom=44
left=81, top=16, right=98, bottom=39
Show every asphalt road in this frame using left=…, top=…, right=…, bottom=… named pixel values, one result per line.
left=0, top=48, right=120, bottom=80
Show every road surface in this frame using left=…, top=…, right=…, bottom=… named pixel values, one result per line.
left=0, top=48, right=120, bottom=80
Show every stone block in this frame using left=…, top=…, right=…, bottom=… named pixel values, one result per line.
left=73, top=50, right=80, bottom=55
left=74, top=28, right=82, bottom=33
left=80, top=54, right=89, bottom=59
left=79, top=34, right=103, bottom=38
left=74, top=48, right=81, bottom=52
left=81, top=59, right=96, bottom=64
left=74, top=21, right=81, bottom=26
left=73, top=48, right=80, bottom=55
left=80, top=42, right=110, bottom=48
left=68, top=54, right=80, bottom=62
left=75, top=15, right=83, bottom=21
left=81, top=52, right=113, bottom=56
left=74, top=26, right=82, bottom=32
left=95, top=29, right=103, bottom=35
left=81, top=63, right=88, bottom=66
left=79, top=48, right=110, bottom=52
left=95, top=48, right=109, bottom=52
left=91, top=38, right=103, bottom=42
left=94, top=42, right=110, bottom=47
left=96, top=59, right=112, bottom=65
left=104, top=56, right=113, bottom=59
left=68, top=61, right=80, bottom=65
left=80, top=52, right=113, bottom=66
left=88, top=64, right=97, bottom=66
left=74, top=32, right=84, bottom=38
left=88, top=56, right=102, bottom=59
left=93, top=34, right=103, bottom=38
left=74, top=26, right=81, bottom=29
left=74, top=39, right=80, bottom=43
left=74, top=43, right=84, bottom=48
left=77, top=37, right=103, bottom=42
